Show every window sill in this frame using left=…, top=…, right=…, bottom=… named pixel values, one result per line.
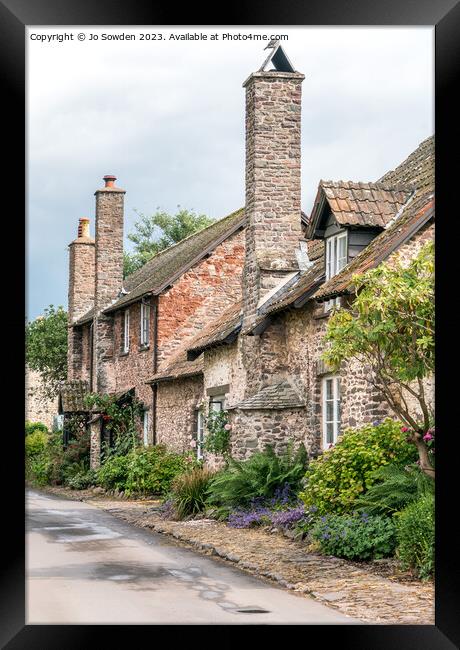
left=313, top=310, right=331, bottom=320
left=138, top=344, right=150, bottom=352
left=119, top=351, right=129, bottom=357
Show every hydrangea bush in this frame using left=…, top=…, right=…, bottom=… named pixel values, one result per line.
left=299, top=419, right=417, bottom=515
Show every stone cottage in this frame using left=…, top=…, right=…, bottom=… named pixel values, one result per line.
left=62, top=43, right=434, bottom=467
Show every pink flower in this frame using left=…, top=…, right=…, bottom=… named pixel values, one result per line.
left=401, top=427, right=409, bottom=433
left=190, top=440, right=197, bottom=448
left=224, top=424, right=232, bottom=431
left=328, top=443, right=334, bottom=449
left=423, top=433, right=433, bottom=442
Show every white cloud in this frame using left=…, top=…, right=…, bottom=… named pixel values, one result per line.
left=27, top=26, right=433, bottom=319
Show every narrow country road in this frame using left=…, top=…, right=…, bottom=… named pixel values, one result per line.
left=26, top=490, right=359, bottom=625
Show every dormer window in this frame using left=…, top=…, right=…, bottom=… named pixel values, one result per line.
left=325, top=231, right=347, bottom=311
left=326, top=231, right=348, bottom=280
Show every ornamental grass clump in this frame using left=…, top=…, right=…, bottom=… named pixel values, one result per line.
left=171, top=467, right=215, bottom=520
left=299, top=419, right=417, bottom=515
left=312, top=511, right=397, bottom=561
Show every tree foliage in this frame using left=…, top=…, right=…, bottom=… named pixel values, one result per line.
left=26, top=305, right=68, bottom=398
left=323, top=241, right=435, bottom=478
left=123, top=206, right=215, bottom=277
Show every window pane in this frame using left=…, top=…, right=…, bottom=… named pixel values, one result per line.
left=326, top=399, right=334, bottom=422
left=326, top=422, right=334, bottom=444
left=326, top=379, right=333, bottom=399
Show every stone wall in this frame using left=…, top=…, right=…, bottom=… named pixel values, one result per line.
left=67, top=219, right=95, bottom=380
left=25, top=367, right=59, bottom=430
left=155, top=376, right=204, bottom=453
left=230, top=408, right=311, bottom=461
left=242, top=70, right=305, bottom=331
left=93, top=177, right=125, bottom=394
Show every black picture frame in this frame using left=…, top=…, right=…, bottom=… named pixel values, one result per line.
left=3, top=0, right=459, bottom=646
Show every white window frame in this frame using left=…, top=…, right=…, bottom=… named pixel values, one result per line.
left=123, top=309, right=130, bottom=353
left=143, top=410, right=149, bottom=447
left=322, top=375, right=341, bottom=448
left=325, top=231, right=348, bottom=312
left=140, top=301, right=150, bottom=347
left=209, top=395, right=225, bottom=412
left=196, top=409, right=205, bottom=460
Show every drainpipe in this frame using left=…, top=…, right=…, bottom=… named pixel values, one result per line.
left=89, top=321, right=94, bottom=392
left=152, top=298, right=159, bottom=445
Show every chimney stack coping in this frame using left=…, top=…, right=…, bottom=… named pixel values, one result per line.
left=95, top=174, right=126, bottom=194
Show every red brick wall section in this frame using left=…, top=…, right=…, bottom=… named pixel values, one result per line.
left=156, top=229, right=245, bottom=366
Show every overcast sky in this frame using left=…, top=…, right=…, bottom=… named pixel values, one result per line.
left=27, top=26, right=433, bottom=321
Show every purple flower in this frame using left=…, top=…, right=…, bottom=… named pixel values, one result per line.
left=373, top=421, right=380, bottom=427
left=423, top=432, right=433, bottom=442
left=270, top=506, right=306, bottom=528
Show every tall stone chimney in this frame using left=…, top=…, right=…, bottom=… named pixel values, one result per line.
left=93, top=175, right=126, bottom=392
left=242, top=51, right=305, bottom=331
left=94, top=175, right=125, bottom=311
left=241, top=46, right=305, bottom=395
left=67, top=218, right=95, bottom=379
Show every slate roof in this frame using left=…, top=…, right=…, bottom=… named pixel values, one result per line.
left=58, top=380, right=90, bottom=413
left=186, top=300, right=243, bottom=360
left=73, top=212, right=312, bottom=326
left=147, top=353, right=203, bottom=384
left=229, top=381, right=305, bottom=410
left=73, top=308, right=94, bottom=326
left=104, top=208, right=246, bottom=313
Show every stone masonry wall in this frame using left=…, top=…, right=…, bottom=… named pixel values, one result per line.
left=67, top=226, right=95, bottom=381
left=25, top=366, right=59, bottom=429
left=230, top=408, right=310, bottom=461
left=242, top=71, right=305, bottom=331
left=93, top=179, right=125, bottom=394
left=155, top=376, right=204, bottom=453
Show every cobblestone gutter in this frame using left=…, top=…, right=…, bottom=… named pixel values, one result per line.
left=39, top=487, right=434, bottom=625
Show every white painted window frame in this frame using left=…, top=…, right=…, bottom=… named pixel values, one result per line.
left=196, top=409, right=205, bottom=460
left=324, top=231, right=348, bottom=312
left=123, top=309, right=130, bottom=353
left=143, top=410, right=149, bottom=447
left=322, top=375, right=341, bottom=448
left=140, top=301, right=150, bottom=346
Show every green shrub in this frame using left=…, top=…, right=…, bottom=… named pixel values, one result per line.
left=124, top=446, right=190, bottom=496
left=206, top=443, right=309, bottom=510
left=97, top=454, right=130, bottom=491
left=395, top=492, right=434, bottom=580
left=355, top=463, right=434, bottom=516
left=25, top=429, right=49, bottom=457
left=97, top=445, right=193, bottom=496
left=204, top=410, right=231, bottom=455
left=26, top=455, right=52, bottom=486
left=25, top=421, right=48, bottom=437
left=299, top=419, right=417, bottom=514
left=312, top=512, right=397, bottom=560
left=171, top=467, right=215, bottom=520
left=66, top=469, right=99, bottom=490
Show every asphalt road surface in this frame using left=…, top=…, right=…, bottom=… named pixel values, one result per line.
left=26, top=490, right=360, bottom=625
